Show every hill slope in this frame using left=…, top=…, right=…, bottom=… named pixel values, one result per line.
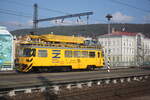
left=11, top=23, right=150, bottom=38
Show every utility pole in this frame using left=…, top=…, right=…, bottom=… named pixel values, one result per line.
left=105, top=14, right=112, bottom=34
left=33, top=3, right=38, bottom=29
left=87, top=15, right=89, bottom=24
left=33, top=4, right=93, bottom=29
left=136, top=34, right=144, bottom=66
left=105, top=14, right=112, bottom=72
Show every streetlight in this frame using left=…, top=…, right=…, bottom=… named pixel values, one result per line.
left=105, top=14, right=112, bottom=34
left=105, top=14, right=112, bottom=72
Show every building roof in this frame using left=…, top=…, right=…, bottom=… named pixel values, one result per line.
left=110, top=31, right=137, bottom=36
left=99, top=31, right=142, bottom=38
left=0, top=26, right=12, bottom=35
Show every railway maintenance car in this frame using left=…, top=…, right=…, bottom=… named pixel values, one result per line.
left=15, top=34, right=105, bottom=72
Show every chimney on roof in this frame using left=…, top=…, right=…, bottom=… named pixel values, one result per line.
left=112, top=27, right=116, bottom=33
left=122, top=27, right=126, bottom=32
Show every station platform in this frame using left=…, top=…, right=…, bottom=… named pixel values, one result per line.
left=0, top=70, right=16, bottom=75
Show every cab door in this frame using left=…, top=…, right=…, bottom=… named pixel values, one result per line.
left=73, top=51, right=82, bottom=69
left=35, top=49, right=48, bottom=66
left=97, top=51, right=101, bottom=66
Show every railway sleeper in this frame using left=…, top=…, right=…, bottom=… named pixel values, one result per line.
left=1, top=75, right=149, bottom=97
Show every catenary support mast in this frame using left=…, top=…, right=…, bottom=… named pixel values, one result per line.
left=33, top=4, right=93, bottom=29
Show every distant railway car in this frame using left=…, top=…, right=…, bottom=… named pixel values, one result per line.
left=15, top=34, right=105, bottom=72
left=0, top=26, right=13, bottom=71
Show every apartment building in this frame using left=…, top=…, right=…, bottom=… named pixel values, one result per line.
left=98, top=31, right=150, bottom=67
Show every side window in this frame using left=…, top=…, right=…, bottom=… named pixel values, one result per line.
left=89, top=52, right=95, bottom=58
left=74, top=51, right=80, bottom=58
left=38, top=50, right=47, bottom=57
left=81, top=51, right=88, bottom=57
left=102, top=51, right=104, bottom=57
left=65, top=50, right=72, bottom=57
left=98, top=52, right=100, bottom=58
left=18, top=49, right=23, bottom=57
left=32, top=49, right=36, bottom=57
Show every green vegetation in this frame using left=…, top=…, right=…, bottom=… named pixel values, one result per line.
left=11, top=23, right=150, bottom=38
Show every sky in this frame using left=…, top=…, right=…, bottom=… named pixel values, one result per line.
left=0, top=0, right=150, bottom=31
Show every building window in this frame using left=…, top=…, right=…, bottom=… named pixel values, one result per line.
left=109, top=49, right=111, bottom=54
left=117, top=56, right=119, bottom=62
left=119, top=56, right=121, bottom=62
left=105, top=49, right=107, bottom=54
left=132, top=49, right=134, bottom=54
left=111, top=56, right=113, bottom=62
left=105, top=42, right=107, bottom=46
left=38, top=50, right=47, bottom=57
left=118, top=40, right=120, bottom=45
left=117, top=48, right=119, bottom=52
left=108, top=41, right=111, bottom=46
left=113, top=48, right=115, bottom=53
left=113, top=41, right=115, bottom=45
left=130, top=42, right=132, bottom=46
left=113, top=56, right=115, bottom=62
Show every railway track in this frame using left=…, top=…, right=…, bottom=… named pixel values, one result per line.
left=56, top=78, right=150, bottom=100
left=0, top=67, right=150, bottom=99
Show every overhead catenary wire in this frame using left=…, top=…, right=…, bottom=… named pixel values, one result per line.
left=2, top=0, right=32, bottom=8
left=2, top=0, right=70, bottom=15
left=109, top=0, right=150, bottom=13
left=0, top=21, right=31, bottom=27
left=0, top=8, right=32, bottom=17
left=1, top=0, right=149, bottom=29
left=3, top=0, right=150, bottom=15
left=2, top=0, right=148, bottom=23
left=0, top=10, right=32, bottom=18
left=0, top=2, right=92, bottom=28
left=38, top=7, right=70, bottom=15
left=0, top=0, right=71, bottom=26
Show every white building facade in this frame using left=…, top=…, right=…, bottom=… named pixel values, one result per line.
left=98, top=32, right=150, bottom=68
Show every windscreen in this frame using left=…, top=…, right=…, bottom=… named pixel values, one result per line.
left=23, top=48, right=36, bottom=57
left=18, top=48, right=36, bottom=57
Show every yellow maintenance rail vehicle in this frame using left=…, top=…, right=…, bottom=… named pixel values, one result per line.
left=15, top=34, right=105, bottom=72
